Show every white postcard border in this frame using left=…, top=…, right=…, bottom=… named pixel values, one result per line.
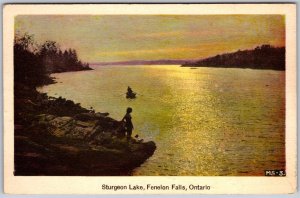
left=3, top=4, right=297, bottom=194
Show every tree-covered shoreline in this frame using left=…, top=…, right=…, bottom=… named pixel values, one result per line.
left=14, top=33, right=156, bottom=176
left=182, top=45, right=285, bottom=71
left=14, top=33, right=92, bottom=88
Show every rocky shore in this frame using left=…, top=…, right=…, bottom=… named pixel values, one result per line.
left=14, top=84, right=156, bottom=176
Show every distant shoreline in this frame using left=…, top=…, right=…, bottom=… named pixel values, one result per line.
left=91, top=59, right=191, bottom=66
left=182, top=45, right=285, bottom=71
left=91, top=45, right=285, bottom=71
left=181, top=65, right=286, bottom=71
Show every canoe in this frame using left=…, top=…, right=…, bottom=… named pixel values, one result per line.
left=126, top=92, right=136, bottom=99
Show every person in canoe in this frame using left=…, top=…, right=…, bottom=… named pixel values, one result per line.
left=126, top=86, right=136, bottom=99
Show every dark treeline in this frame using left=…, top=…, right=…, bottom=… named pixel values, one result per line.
left=14, top=33, right=92, bottom=87
left=183, top=45, right=285, bottom=70
left=14, top=33, right=156, bottom=176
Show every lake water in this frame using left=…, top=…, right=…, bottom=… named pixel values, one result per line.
left=38, top=65, right=285, bottom=176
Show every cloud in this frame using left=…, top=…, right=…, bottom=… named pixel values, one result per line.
left=97, top=46, right=201, bottom=57
left=130, top=31, right=185, bottom=39
left=92, top=39, right=281, bottom=61
left=127, top=26, right=251, bottom=42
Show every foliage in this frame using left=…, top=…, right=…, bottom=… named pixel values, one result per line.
left=14, top=33, right=51, bottom=87
left=183, top=45, right=285, bottom=70
left=39, top=41, right=91, bottom=73
left=14, top=33, right=92, bottom=87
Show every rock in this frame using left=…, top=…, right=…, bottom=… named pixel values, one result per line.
left=44, top=115, right=114, bottom=140
left=48, top=117, right=74, bottom=137
left=66, top=126, right=94, bottom=139
left=14, top=87, right=157, bottom=176
left=76, top=120, right=95, bottom=128
left=15, top=131, right=156, bottom=176
left=95, top=112, right=109, bottom=117
left=37, top=114, right=56, bottom=122
left=51, top=144, right=80, bottom=153
left=49, top=116, right=73, bottom=128
left=75, top=113, right=97, bottom=121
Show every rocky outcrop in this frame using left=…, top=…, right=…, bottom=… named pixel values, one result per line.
left=14, top=85, right=156, bottom=176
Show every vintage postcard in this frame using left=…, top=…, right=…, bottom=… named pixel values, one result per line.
left=3, top=4, right=297, bottom=194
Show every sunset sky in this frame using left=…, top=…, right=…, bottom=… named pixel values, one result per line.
left=15, top=15, right=285, bottom=62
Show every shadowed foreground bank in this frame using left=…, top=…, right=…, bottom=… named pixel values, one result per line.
left=14, top=84, right=156, bottom=176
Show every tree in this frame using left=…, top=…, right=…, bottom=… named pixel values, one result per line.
left=14, top=33, right=51, bottom=87
left=14, top=32, right=92, bottom=87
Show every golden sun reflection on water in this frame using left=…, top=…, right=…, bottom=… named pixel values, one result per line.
left=39, top=65, right=285, bottom=176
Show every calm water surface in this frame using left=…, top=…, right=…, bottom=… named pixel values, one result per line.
left=38, top=65, right=285, bottom=176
